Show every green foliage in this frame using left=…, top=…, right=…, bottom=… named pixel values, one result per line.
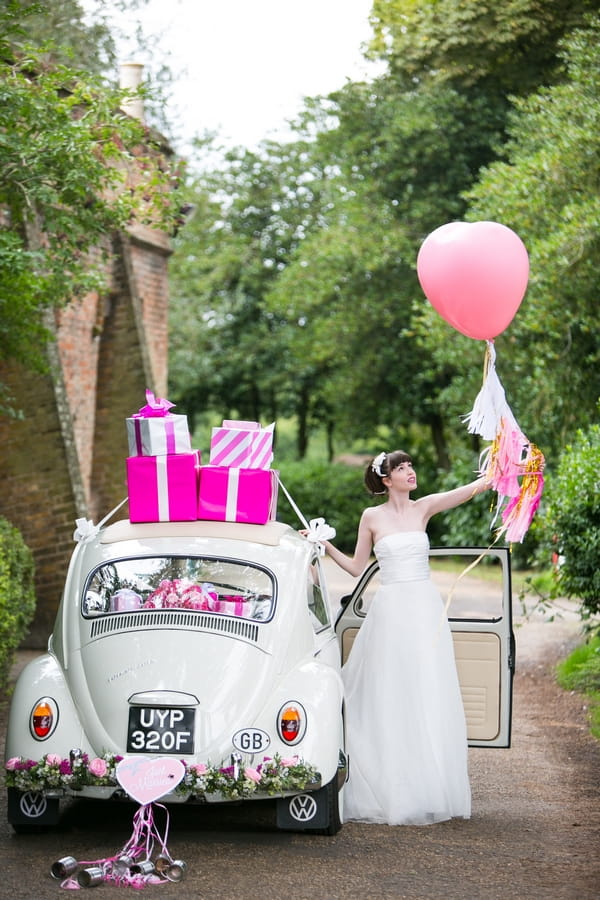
left=0, top=5, right=183, bottom=395
left=275, top=453, right=498, bottom=554
left=169, top=0, right=600, bottom=537
left=556, top=635, right=600, bottom=739
left=466, top=17, right=600, bottom=453
left=0, top=518, right=36, bottom=694
left=537, top=423, right=600, bottom=618
left=8, top=0, right=117, bottom=74
left=276, top=461, right=371, bottom=552
left=369, top=0, right=598, bottom=95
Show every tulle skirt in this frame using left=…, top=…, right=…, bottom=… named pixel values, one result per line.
left=342, top=578, right=470, bottom=825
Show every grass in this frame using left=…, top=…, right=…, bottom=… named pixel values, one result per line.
left=556, top=634, right=600, bottom=740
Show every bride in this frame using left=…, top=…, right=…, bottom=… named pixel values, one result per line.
left=321, top=450, right=489, bottom=826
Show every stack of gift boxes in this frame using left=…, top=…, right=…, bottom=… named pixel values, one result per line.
left=125, top=392, right=278, bottom=525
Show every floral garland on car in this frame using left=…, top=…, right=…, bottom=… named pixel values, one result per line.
left=5, top=751, right=319, bottom=800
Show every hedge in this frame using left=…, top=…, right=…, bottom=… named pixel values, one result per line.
left=0, top=518, right=36, bottom=694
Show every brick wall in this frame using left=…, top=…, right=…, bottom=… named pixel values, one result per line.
left=0, top=227, right=172, bottom=647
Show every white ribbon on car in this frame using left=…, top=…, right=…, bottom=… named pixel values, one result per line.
left=305, top=517, right=337, bottom=552
left=73, top=518, right=98, bottom=542
left=275, top=476, right=336, bottom=555
left=72, top=498, right=128, bottom=542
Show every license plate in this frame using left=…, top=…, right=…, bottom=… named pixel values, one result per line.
left=127, top=706, right=195, bottom=754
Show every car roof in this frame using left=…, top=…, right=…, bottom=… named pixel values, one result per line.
left=100, top=519, right=296, bottom=548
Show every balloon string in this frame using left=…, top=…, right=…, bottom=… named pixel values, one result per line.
left=433, top=530, right=503, bottom=647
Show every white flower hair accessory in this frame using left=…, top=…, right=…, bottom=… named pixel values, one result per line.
left=371, top=452, right=388, bottom=477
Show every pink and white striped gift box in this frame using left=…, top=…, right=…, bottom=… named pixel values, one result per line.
left=209, top=420, right=274, bottom=469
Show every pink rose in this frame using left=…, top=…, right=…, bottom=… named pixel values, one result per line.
left=244, top=767, right=262, bottom=783
left=45, top=754, right=62, bottom=766
left=88, top=757, right=108, bottom=777
left=191, top=763, right=208, bottom=776
left=280, top=757, right=298, bottom=768
left=5, top=758, right=20, bottom=771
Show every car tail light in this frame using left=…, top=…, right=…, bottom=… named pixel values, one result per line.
left=30, top=697, right=58, bottom=740
left=277, top=702, right=306, bottom=745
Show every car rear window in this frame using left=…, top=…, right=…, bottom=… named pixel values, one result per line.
left=82, top=555, right=274, bottom=622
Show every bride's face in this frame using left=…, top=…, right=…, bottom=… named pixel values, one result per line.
left=386, top=462, right=417, bottom=491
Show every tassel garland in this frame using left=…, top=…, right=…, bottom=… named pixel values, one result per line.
left=466, top=341, right=545, bottom=543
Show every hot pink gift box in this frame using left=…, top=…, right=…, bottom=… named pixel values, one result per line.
left=127, top=451, right=200, bottom=523
left=209, top=420, right=274, bottom=468
left=197, top=466, right=278, bottom=525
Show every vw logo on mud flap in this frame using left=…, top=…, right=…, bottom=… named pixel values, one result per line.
left=20, top=792, right=48, bottom=819
left=288, top=793, right=318, bottom=822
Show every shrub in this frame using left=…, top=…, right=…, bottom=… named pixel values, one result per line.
left=277, top=460, right=371, bottom=551
left=556, top=635, right=600, bottom=739
left=277, top=455, right=504, bottom=555
left=0, top=518, right=36, bottom=694
left=538, top=424, right=600, bottom=621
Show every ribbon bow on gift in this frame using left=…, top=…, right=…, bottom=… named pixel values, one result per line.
left=135, top=389, right=175, bottom=418
left=305, top=517, right=337, bottom=555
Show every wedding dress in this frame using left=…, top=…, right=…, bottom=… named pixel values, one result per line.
left=342, top=531, right=470, bottom=825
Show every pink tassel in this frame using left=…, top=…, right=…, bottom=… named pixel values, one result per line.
left=467, top=342, right=545, bottom=544
left=496, top=443, right=545, bottom=543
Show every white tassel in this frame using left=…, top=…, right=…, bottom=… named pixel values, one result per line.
left=462, top=341, right=515, bottom=440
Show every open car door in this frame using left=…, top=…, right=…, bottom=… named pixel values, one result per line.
left=335, top=546, right=514, bottom=747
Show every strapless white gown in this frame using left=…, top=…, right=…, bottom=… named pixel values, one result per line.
left=342, top=531, right=470, bottom=825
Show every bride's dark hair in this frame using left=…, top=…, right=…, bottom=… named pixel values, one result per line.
left=364, top=450, right=413, bottom=496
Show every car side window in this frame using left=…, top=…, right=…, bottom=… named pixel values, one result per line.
left=306, top=557, right=330, bottom=631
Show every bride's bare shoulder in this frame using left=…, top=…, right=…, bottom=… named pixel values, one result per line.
left=359, top=504, right=386, bottom=528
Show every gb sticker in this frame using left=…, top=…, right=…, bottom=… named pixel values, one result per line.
left=232, top=728, right=271, bottom=754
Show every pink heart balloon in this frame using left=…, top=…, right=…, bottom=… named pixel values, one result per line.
left=417, top=221, right=529, bottom=340
left=116, top=756, right=185, bottom=805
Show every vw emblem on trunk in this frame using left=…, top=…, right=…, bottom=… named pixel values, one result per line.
left=288, top=794, right=317, bottom=822
left=20, top=792, right=48, bottom=818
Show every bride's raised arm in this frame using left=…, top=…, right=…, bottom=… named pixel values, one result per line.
left=417, top=476, right=489, bottom=522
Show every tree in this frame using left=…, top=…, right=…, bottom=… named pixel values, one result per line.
left=464, top=15, right=600, bottom=454
left=0, top=2, right=182, bottom=403
left=169, top=136, right=336, bottom=443
left=369, top=0, right=600, bottom=95
left=9, top=0, right=118, bottom=74
left=169, top=1, right=600, bottom=467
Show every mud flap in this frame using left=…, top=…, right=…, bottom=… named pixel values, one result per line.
left=7, top=788, right=60, bottom=827
left=276, top=784, right=331, bottom=831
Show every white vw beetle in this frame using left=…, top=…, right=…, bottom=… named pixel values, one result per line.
left=5, top=518, right=514, bottom=836
left=5, top=519, right=346, bottom=834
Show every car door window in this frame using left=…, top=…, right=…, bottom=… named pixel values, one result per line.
left=306, top=557, right=331, bottom=632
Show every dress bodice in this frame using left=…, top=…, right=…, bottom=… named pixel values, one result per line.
left=373, top=531, right=430, bottom=584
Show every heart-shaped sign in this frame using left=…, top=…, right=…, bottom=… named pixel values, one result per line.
left=116, top=756, right=185, bottom=805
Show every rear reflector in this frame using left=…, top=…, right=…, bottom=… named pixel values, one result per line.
left=30, top=697, right=57, bottom=740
